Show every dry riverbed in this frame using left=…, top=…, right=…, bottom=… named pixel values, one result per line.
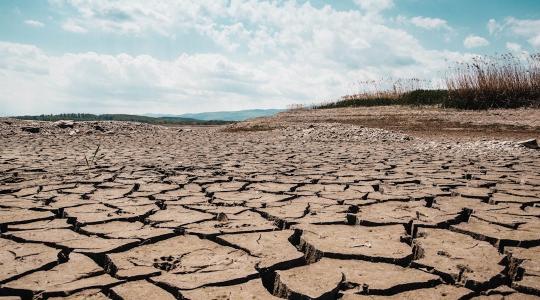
left=0, top=107, right=539, bottom=299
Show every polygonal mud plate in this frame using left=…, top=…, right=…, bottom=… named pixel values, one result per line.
left=274, top=258, right=440, bottom=298
left=111, top=280, right=176, bottom=300
left=0, top=239, right=59, bottom=283
left=347, top=200, right=464, bottom=227
left=412, top=228, right=505, bottom=289
left=81, top=221, right=174, bottom=240
left=6, top=228, right=138, bottom=254
left=181, top=279, right=280, bottom=300
left=148, top=206, right=214, bottom=228
left=184, top=210, right=276, bottom=236
left=295, top=224, right=411, bottom=263
left=107, top=235, right=259, bottom=289
left=2, top=253, right=119, bottom=296
left=506, top=246, right=540, bottom=295
left=340, top=284, right=471, bottom=299
left=451, top=218, right=540, bottom=249
left=217, top=230, right=304, bottom=270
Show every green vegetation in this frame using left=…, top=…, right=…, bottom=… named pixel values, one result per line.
left=315, top=90, right=448, bottom=109
left=13, top=113, right=233, bottom=125
left=314, top=53, right=540, bottom=110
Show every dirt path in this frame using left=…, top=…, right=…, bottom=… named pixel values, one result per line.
left=0, top=114, right=539, bottom=299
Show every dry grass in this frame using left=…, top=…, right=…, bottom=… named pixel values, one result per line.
left=313, top=79, right=426, bottom=109
left=445, top=53, right=540, bottom=109
left=314, top=78, right=446, bottom=109
left=313, top=53, right=540, bottom=110
left=340, top=78, right=429, bottom=101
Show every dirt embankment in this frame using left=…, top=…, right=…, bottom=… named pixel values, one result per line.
left=227, top=106, right=540, bottom=140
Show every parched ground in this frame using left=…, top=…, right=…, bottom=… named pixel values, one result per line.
left=232, top=106, right=540, bottom=140
left=0, top=107, right=539, bottom=300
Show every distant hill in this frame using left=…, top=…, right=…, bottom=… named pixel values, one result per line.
left=147, top=109, right=285, bottom=121
left=13, top=113, right=233, bottom=125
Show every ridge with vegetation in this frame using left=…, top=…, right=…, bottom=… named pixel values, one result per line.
left=13, top=113, right=234, bottom=125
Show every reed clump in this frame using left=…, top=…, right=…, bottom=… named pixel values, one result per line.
left=444, top=53, right=540, bottom=109
left=313, top=53, right=540, bottom=110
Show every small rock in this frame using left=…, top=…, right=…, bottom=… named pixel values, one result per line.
left=216, top=212, right=229, bottom=222
left=53, top=120, right=74, bottom=129
left=21, top=126, right=40, bottom=133
left=517, top=139, right=539, bottom=149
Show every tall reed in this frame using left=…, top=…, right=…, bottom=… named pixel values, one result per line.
left=445, top=53, right=540, bottom=109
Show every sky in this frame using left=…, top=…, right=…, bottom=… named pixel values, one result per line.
left=1, top=0, right=539, bottom=115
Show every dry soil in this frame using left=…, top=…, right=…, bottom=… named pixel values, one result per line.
left=0, top=107, right=539, bottom=299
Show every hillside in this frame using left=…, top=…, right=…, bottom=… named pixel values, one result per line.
left=150, top=109, right=284, bottom=121
left=13, top=113, right=233, bottom=125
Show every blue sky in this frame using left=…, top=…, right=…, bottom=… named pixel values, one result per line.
left=1, top=0, right=539, bottom=115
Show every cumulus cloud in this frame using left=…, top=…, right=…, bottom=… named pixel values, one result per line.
left=52, top=0, right=219, bottom=36
left=24, top=19, right=44, bottom=28
left=62, top=19, right=88, bottom=33
left=0, top=42, right=284, bottom=115
left=409, top=16, right=451, bottom=30
left=487, top=19, right=502, bottom=35
left=1, top=1, right=471, bottom=115
left=486, top=17, right=540, bottom=49
left=504, top=17, right=540, bottom=49
left=353, top=0, right=394, bottom=13
left=463, top=35, right=489, bottom=48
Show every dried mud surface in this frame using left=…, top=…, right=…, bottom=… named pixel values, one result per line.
left=0, top=109, right=539, bottom=300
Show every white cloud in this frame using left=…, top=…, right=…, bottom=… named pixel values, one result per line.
left=52, top=0, right=217, bottom=36
left=504, top=17, right=540, bottom=49
left=354, top=0, right=394, bottom=13
left=463, top=35, right=489, bottom=48
left=62, top=19, right=88, bottom=33
left=409, top=16, right=451, bottom=30
left=486, top=17, right=540, bottom=49
left=487, top=19, right=502, bottom=35
left=24, top=19, right=45, bottom=28
left=0, top=41, right=277, bottom=115
left=506, top=42, right=522, bottom=52
left=1, top=1, right=471, bottom=115
left=505, top=42, right=529, bottom=59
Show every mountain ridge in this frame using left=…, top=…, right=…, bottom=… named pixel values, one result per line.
left=146, top=109, right=284, bottom=121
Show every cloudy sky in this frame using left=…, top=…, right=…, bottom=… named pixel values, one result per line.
left=1, top=0, right=539, bottom=115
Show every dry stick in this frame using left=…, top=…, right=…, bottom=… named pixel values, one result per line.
left=91, top=144, right=101, bottom=164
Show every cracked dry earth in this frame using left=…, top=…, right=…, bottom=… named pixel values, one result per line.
left=0, top=117, right=539, bottom=300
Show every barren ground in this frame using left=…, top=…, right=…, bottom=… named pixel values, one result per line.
left=0, top=107, right=539, bottom=300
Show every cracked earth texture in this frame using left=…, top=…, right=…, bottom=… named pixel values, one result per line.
left=0, top=113, right=539, bottom=300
